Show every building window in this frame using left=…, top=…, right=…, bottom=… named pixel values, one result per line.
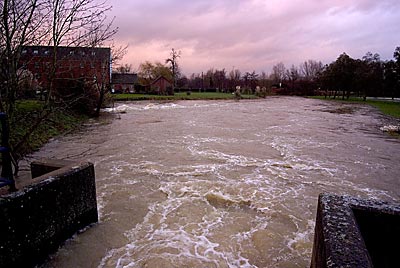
left=91, top=51, right=96, bottom=56
left=34, top=62, right=40, bottom=68
left=22, top=49, right=27, bottom=54
left=44, top=50, right=49, bottom=55
left=69, top=50, right=75, bottom=55
left=33, top=50, right=39, bottom=54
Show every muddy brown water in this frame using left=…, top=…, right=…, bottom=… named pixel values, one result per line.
left=19, top=97, right=399, bottom=268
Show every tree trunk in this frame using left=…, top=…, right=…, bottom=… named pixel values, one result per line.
left=94, top=85, right=105, bottom=117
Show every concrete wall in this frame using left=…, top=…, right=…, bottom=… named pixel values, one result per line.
left=311, top=193, right=400, bottom=268
left=0, top=159, right=98, bottom=267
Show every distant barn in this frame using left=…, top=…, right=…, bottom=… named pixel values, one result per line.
left=150, top=76, right=173, bottom=95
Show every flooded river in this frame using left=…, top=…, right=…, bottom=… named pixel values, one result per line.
left=27, top=97, right=399, bottom=267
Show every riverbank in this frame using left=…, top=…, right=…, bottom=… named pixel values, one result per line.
left=112, top=92, right=258, bottom=101
left=11, top=100, right=88, bottom=158
left=309, top=96, right=400, bottom=118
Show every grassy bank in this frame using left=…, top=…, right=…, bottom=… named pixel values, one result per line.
left=10, top=100, right=88, bottom=157
left=112, top=92, right=257, bottom=101
left=310, top=96, right=400, bottom=118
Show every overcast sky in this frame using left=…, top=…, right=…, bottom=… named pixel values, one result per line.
left=108, top=0, right=400, bottom=75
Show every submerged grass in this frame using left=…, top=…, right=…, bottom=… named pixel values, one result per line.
left=113, top=92, right=257, bottom=101
left=310, top=96, right=400, bottom=118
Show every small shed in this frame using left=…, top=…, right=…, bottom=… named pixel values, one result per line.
left=111, top=73, right=138, bottom=93
left=151, top=76, right=173, bottom=95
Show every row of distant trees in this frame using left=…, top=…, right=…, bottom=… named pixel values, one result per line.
left=132, top=47, right=400, bottom=98
left=181, top=47, right=400, bottom=98
left=177, top=60, right=324, bottom=95
left=320, top=48, right=400, bottom=100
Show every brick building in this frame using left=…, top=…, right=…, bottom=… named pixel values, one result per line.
left=19, top=46, right=111, bottom=93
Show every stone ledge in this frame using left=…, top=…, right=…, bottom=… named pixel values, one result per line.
left=311, top=193, right=400, bottom=268
left=0, top=159, right=98, bottom=267
left=31, top=158, right=76, bottom=179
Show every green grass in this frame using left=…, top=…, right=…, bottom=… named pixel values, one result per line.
left=112, top=92, right=257, bottom=101
left=309, top=96, right=400, bottom=118
left=367, top=100, right=400, bottom=118
left=8, top=100, right=88, bottom=158
left=16, top=99, right=44, bottom=112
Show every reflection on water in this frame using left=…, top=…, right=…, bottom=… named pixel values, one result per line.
left=29, top=97, right=399, bottom=268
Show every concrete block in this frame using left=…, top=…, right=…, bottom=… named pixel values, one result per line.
left=311, top=193, right=400, bottom=268
left=0, top=160, right=98, bottom=267
left=31, top=158, right=75, bottom=178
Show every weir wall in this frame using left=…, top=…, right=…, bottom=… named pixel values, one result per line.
left=311, top=193, right=400, bottom=268
left=0, top=159, right=98, bottom=267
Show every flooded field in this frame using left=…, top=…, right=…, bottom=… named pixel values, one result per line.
left=25, top=96, right=399, bottom=268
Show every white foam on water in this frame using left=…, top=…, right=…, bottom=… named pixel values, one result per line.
left=104, top=104, right=132, bottom=113
left=25, top=99, right=400, bottom=268
left=98, top=194, right=257, bottom=267
left=96, top=162, right=289, bottom=267
left=144, top=103, right=186, bottom=110
left=286, top=219, right=315, bottom=255
left=94, top=130, right=396, bottom=267
left=380, top=125, right=400, bottom=132
left=104, top=102, right=231, bottom=114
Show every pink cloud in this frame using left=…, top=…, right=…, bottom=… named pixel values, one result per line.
left=107, top=0, right=400, bottom=75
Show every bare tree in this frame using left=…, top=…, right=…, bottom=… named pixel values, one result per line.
left=0, top=0, right=47, bottom=118
left=0, top=0, right=50, bottom=176
left=0, top=0, right=118, bottom=175
left=242, top=71, right=258, bottom=93
left=92, top=44, right=127, bottom=117
left=285, top=64, right=300, bottom=90
left=259, top=71, right=271, bottom=88
left=228, top=68, right=241, bottom=91
left=286, top=65, right=299, bottom=81
left=44, top=0, right=118, bottom=105
left=214, top=69, right=227, bottom=92
left=114, top=63, right=133, bottom=74
left=272, top=62, right=285, bottom=84
left=165, top=48, right=181, bottom=91
left=188, top=73, right=202, bottom=90
left=299, top=60, right=324, bottom=81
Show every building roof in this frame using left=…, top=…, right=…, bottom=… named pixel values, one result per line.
left=151, top=75, right=172, bottom=85
left=111, top=73, right=138, bottom=84
left=21, top=46, right=111, bottom=60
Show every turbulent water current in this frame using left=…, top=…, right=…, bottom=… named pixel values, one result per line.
left=24, top=97, right=399, bottom=268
